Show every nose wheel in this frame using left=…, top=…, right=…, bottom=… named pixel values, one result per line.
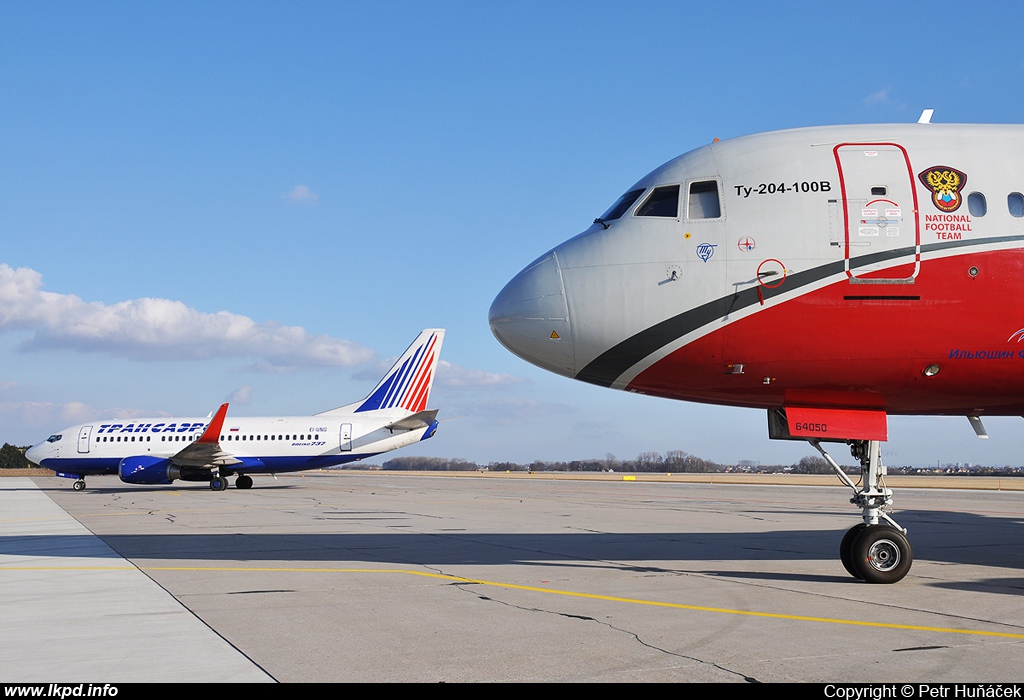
left=809, top=437, right=914, bottom=583
left=841, top=524, right=913, bottom=583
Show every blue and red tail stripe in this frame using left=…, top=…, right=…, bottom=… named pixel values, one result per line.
left=380, top=339, right=429, bottom=409
left=356, top=332, right=441, bottom=413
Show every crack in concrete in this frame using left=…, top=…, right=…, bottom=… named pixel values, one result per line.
left=432, top=566, right=760, bottom=682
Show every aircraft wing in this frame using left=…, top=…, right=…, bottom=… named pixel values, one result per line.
left=385, top=409, right=439, bottom=432
left=170, top=403, right=242, bottom=469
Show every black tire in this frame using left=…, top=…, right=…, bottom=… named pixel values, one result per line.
left=210, top=476, right=227, bottom=492
left=73, top=480, right=86, bottom=492
left=850, top=525, right=913, bottom=584
left=235, top=475, right=253, bottom=490
left=840, top=523, right=867, bottom=578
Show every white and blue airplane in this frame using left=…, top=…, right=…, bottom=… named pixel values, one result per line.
left=26, top=329, right=445, bottom=491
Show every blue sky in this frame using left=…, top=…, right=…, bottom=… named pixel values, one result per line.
left=3, top=1, right=1024, bottom=467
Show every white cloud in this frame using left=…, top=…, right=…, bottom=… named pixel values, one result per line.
left=226, top=385, right=254, bottom=404
left=865, top=88, right=891, bottom=104
left=0, top=400, right=168, bottom=432
left=283, top=184, right=319, bottom=205
left=0, top=264, right=375, bottom=369
left=435, top=360, right=527, bottom=388
left=350, top=358, right=396, bottom=382
left=863, top=87, right=907, bottom=112
left=351, top=358, right=526, bottom=389
left=462, top=397, right=576, bottom=426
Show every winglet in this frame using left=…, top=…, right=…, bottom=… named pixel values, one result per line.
left=198, top=403, right=229, bottom=444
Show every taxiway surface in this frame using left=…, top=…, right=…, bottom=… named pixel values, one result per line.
left=4, top=473, right=1024, bottom=682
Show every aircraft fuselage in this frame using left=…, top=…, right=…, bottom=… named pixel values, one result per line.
left=28, top=411, right=431, bottom=477
left=490, top=123, right=1024, bottom=419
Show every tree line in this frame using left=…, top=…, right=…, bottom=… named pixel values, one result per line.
left=0, top=444, right=31, bottom=469
left=0, top=442, right=827, bottom=473
left=380, top=452, right=837, bottom=474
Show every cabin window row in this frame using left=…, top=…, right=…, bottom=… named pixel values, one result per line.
left=220, top=434, right=314, bottom=441
left=94, top=434, right=316, bottom=443
left=912, top=191, right=1024, bottom=218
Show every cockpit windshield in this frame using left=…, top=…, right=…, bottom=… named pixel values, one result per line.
left=46, top=434, right=62, bottom=443
left=595, top=187, right=646, bottom=227
left=635, top=185, right=680, bottom=217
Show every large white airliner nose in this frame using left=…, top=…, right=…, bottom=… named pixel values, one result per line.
left=25, top=443, right=44, bottom=465
left=489, top=251, right=574, bottom=377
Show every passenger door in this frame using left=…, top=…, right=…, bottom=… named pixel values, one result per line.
left=77, top=426, right=92, bottom=454
left=834, top=143, right=920, bottom=283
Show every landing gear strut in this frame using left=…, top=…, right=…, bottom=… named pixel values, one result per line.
left=809, top=438, right=913, bottom=583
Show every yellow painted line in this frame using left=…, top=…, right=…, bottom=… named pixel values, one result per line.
left=9, top=564, right=1023, bottom=639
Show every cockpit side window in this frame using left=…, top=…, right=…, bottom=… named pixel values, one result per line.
left=635, top=185, right=680, bottom=217
left=687, top=180, right=722, bottom=219
left=596, top=187, right=646, bottom=225
left=46, top=434, right=62, bottom=443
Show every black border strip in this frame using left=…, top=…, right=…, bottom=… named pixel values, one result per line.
left=575, top=235, right=1024, bottom=387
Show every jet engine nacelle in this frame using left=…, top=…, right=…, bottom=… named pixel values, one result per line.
left=118, top=456, right=181, bottom=485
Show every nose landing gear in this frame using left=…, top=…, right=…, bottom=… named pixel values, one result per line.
left=810, top=438, right=913, bottom=583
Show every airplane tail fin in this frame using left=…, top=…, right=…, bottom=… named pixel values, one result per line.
left=319, top=329, right=445, bottom=416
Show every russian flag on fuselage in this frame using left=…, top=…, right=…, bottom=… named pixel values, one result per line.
left=355, top=330, right=443, bottom=413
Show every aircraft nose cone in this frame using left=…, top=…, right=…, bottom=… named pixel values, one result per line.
left=25, top=443, right=44, bottom=466
left=489, top=251, right=574, bottom=376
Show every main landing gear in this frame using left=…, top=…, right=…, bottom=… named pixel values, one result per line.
left=810, top=438, right=913, bottom=584
left=208, top=473, right=253, bottom=490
